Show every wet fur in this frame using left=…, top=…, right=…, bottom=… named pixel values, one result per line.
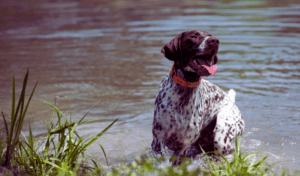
left=151, top=30, right=245, bottom=165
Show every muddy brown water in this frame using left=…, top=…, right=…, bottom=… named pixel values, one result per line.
left=0, top=0, right=300, bottom=172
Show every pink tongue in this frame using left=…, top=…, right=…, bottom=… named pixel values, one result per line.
left=202, top=65, right=217, bottom=75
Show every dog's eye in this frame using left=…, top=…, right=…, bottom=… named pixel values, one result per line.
left=191, top=35, right=197, bottom=39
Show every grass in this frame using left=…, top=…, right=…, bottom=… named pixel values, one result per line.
left=0, top=69, right=299, bottom=176
left=0, top=69, right=117, bottom=175
left=200, top=137, right=272, bottom=176
left=108, top=138, right=273, bottom=176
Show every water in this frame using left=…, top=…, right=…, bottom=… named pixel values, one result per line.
left=0, top=0, right=299, bottom=172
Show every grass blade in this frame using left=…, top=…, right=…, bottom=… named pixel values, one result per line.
left=12, top=69, right=28, bottom=130
left=12, top=81, right=38, bottom=154
left=11, top=75, right=15, bottom=132
left=96, top=118, right=118, bottom=138
left=78, top=99, right=101, bottom=124
left=37, top=98, right=67, bottom=122
left=1, top=111, right=9, bottom=139
left=99, top=144, right=108, bottom=165
left=49, top=123, right=76, bottom=135
left=78, top=119, right=118, bottom=155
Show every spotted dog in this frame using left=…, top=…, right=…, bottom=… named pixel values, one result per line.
left=151, top=30, right=245, bottom=165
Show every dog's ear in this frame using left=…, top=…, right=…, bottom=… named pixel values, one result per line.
left=213, top=55, right=218, bottom=65
left=161, top=33, right=183, bottom=62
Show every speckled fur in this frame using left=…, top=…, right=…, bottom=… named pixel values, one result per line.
left=152, top=72, right=244, bottom=165
left=152, top=30, right=245, bottom=165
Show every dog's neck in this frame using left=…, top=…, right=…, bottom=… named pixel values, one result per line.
left=171, top=63, right=202, bottom=88
left=168, top=66, right=202, bottom=108
left=175, top=68, right=201, bottom=82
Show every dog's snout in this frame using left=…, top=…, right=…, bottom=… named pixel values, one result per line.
left=207, top=37, right=219, bottom=46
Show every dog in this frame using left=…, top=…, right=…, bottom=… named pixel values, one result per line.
left=151, top=30, right=245, bottom=165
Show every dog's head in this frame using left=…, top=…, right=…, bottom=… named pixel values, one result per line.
left=161, top=30, right=219, bottom=77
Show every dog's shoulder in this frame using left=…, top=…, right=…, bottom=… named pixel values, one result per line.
left=199, top=79, right=241, bottom=119
left=200, top=79, right=226, bottom=102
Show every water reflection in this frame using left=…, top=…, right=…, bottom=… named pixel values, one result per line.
left=0, top=0, right=300, bottom=171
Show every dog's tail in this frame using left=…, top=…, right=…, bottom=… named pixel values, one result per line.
left=228, top=89, right=236, bottom=103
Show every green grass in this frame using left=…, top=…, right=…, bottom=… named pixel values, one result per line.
left=200, top=137, right=272, bottom=176
left=0, top=69, right=116, bottom=175
left=108, top=145, right=300, bottom=176
left=0, top=69, right=299, bottom=176
left=108, top=138, right=272, bottom=176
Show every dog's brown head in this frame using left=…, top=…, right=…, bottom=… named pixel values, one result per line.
left=161, top=30, right=219, bottom=78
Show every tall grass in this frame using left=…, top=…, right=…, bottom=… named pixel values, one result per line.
left=0, top=69, right=117, bottom=175
left=1, top=69, right=37, bottom=169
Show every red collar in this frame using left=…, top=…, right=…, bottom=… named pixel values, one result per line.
left=170, top=64, right=202, bottom=88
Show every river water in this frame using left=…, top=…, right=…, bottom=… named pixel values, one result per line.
left=0, top=0, right=299, bottom=172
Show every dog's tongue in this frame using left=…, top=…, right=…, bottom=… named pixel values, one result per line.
left=202, top=65, right=217, bottom=75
